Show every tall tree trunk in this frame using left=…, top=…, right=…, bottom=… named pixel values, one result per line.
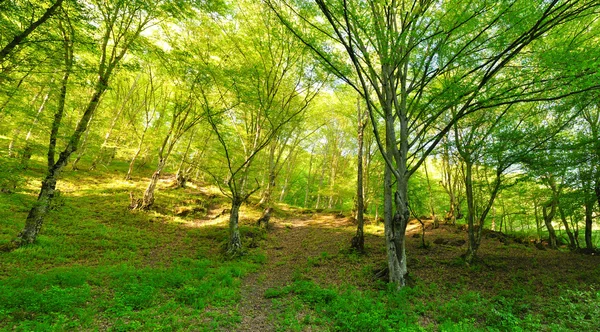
left=351, top=100, right=366, bottom=252
left=315, top=158, right=326, bottom=209
left=595, top=180, right=600, bottom=212
left=16, top=84, right=107, bottom=246
left=175, top=130, right=195, bottom=188
left=304, top=146, right=315, bottom=207
left=48, top=17, right=73, bottom=168
left=278, top=153, right=294, bottom=202
left=328, top=153, right=337, bottom=209
left=125, top=130, right=146, bottom=180
left=21, top=90, right=51, bottom=167
left=259, top=143, right=276, bottom=205
left=70, top=114, right=94, bottom=170
left=424, top=158, right=437, bottom=228
left=534, top=200, right=542, bottom=242
left=584, top=199, right=594, bottom=250
left=385, top=110, right=408, bottom=287
left=464, top=161, right=478, bottom=264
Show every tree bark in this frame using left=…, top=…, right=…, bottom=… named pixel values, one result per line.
left=16, top=85, right=106, bottom=246
left=534, top=200, right=542, bottom=242
left=543, top=198, right=558, bottom=250
left=304, top=146, right=315, bottom=207
left=424, top=158, right=437, bottom=228
left=227, top=197, right=243, bottom=256
left=584, top=199, right=594, bottom=250
left=558, top=207, right=577, bottom=250
left=141, top=158, right=165, bottom=209
left=351, top=99, right=366, bottom=252
left=464, top=161, right=478, bottom=264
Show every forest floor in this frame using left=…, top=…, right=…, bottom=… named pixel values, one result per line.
left=0, top=162, right=599, bottom=331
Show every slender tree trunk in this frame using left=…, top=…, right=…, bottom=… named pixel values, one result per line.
left=315, top=158, right=326, bottom=209
left=424, top=158, right=437, bottom=228
left=259, top=143, right=276, bottom=205
left=351, top=100, right=366, bottom=252
left=175, top=130, right=195, bottom=188
left=21, top=90, right=51, bottom=167
left=328, top=153, right=337, bottom=209
left=543, top=199, right=558, bottom=250
left=464, top=161, right=478, bottom=264
left=126, top=129, right=146, bottom=180
left=304, top=146, right=315, bottom=207
left=558, top=207, right=576, bottom=250
left=16, top=83, right=107, bottom=246
left=48, top=18, right=73, bottom=168
left=534, top=200, right=542, bottom=242
left=569, top=215, right=581, bottom=249
left=584, top=199, right=594, bottom=250
left=279, top=154, right=294, bottom=202
left=595, top=180, right=600, bottom=212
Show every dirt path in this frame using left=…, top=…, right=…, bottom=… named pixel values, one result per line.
left=236, top=214, right=355, bottom=331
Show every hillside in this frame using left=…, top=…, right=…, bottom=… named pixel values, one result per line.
left=1, top=167, right=599, bottom=331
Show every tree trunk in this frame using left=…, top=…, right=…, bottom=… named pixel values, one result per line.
left=227, top=197, right=243, bottom=256
left=175, top=130, right=195, bottom=188
left=21, top=90, right=51, bottom=168
left=351, top=101, right=366, bottom=252
left=71, top=113, right=95, bottom=170
left=424, top=158, right=437, bottom=228
left=125, top=130, right=146, bottom=180
left=584, top=199, right=594, bottom=250
left=304, top=146, right=315, bottom=207
left=141, top=158, right=165, bottom=209
left=543, top=199, right=558, bottom=250
left=15, top=171, right=58, bottom=245
left=596, top=180, right=600, bottom=212
left=16, top=84, right=107, bottom=246
left=558, top=207, right=577, bottom=250
left=464, top=161, right=478, bottom=264
left=534, top=200, right=542, bottom=242
left=48, top=17, right=73, bottom=168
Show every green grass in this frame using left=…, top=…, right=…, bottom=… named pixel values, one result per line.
left=1, top=158, right=599, bottom=331
left=0, top=160, right=261, bottom=330
left=265, top=280, right=600, bottom=331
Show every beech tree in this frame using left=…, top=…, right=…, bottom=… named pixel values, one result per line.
left=11, top=0, right=161, bottom=247
left=270, top=0, right=600, bottom=287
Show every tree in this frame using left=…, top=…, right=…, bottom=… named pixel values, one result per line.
left=203, top=1, right=321, bottom=256
left=269, top=0, right=600, bottom=287
left=12, top=0, right=158, bottom=247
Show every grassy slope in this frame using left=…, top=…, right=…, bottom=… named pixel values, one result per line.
left=0, top=160, right=265, bottom=331
left=1, top=160, right=599, bottom=331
